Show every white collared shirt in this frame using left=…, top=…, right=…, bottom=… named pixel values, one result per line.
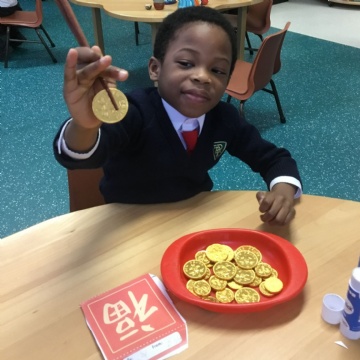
left=161, top=99, right=205, bottom=149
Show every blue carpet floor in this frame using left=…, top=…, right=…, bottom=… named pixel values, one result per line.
left=1, top=0, right=360, bottom=238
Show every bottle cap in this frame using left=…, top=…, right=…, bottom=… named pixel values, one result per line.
left=321, top=293, right=345, bottom=325
left=350, top=267, right=360, bottom=292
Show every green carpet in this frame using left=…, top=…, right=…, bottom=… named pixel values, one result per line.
left=1, top=0, right=360, bottom=238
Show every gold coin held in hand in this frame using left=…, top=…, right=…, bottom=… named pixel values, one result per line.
left=92, top=88, right=129, bottom=123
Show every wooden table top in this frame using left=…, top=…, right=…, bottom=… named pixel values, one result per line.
left=69, top=0, right=262, bottom=58
left=70, top=0, right=262, bottom=23
left=2, top=191, right=360, bottom=359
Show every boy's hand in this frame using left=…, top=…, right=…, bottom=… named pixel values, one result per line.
left=64, top=46, right=129, bottom=129
left=256, top=183, right=297, bottom=226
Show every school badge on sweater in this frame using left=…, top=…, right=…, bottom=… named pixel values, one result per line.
left=213, top=141, right=227, bottom=160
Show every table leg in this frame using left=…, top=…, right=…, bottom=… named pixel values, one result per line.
left=151, top=23, right=161, bottom=47
left=236, top=7, right=247, bottom=60
left=91, top=8, right=105, bottom=53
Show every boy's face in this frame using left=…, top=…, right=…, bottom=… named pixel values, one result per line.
left=149, top=22, right=232, bottom=118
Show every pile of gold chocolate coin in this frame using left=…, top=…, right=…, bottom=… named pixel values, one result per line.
left=182, top=244, right=283, bottom=304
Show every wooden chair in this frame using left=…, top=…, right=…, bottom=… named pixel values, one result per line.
left=226, top=22, right=290, bottom=124
left=224, top=0, right=273, bottom=55
left=0, top=0, right=57, bottom=68
left=67, top=168, right=105, bottom=212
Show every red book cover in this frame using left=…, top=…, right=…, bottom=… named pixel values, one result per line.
left=81, top=274, right=188, bottom=360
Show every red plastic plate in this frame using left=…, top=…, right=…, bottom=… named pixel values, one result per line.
left=160, top=228, right=308, bottom=313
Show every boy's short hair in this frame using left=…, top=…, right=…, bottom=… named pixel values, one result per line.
left=153, top=6, right=237, bottom=75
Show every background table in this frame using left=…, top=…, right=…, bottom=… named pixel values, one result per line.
left=69, top=0, right=262, bottom=59
left=2, top=191, right=360, bottom=359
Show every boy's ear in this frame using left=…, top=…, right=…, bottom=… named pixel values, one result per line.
left=148, top=56, right=161, bottom=81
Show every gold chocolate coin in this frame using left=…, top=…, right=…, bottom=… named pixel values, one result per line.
left=92, top=88, right=128, bottom=123
left=193, top=279, right=212, bottom=296
left=206, top=244, right=228, bottom=262
left=234, top=288, right=260, bottom=303
left=204, top=267, right=211, bottom=280
left=227, top=281, right=243, bottom=290
left=235, top=245, right=262, bottom=262
left=195, top=250, right=211, bottom=265
left=216, top=288, right=235, bottom=303
left=183, top=260, right=207, bottom=279
left=254, top=262, right=273, bottom=278
left=234, top=250, right=259, bottom=269
left=263, top=277, right=283, bottom=294
left=270, top=268, right=278, bottom=278
left=233, top=268, right=256, bottom=285
left=248, top=275, right=263, bottom=287
left=208, top=275, right=227, bottom=291
left=259, top=282, right=275, bottom=297
left=213, top=261, right=237, bottom=280
left=222, top=244, right=235, bottom=261
left=186, top=279, right=197, bottom=295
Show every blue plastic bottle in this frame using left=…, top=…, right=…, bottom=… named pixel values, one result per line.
left=178, top=0, right=195, bottom=8
left=340, top=267, right=360, bottom=340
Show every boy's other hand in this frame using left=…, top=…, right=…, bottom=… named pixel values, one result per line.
left=256, top=183, right=297, bottom=226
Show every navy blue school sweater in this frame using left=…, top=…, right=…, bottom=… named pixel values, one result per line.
left=53, top=87, right=301, bottom=204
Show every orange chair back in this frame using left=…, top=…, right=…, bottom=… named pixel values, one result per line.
left=35, top=0, right=44, bottom=24
left=228, top=22, right=290, bottom=97
left=246, top=0, right=273, bottom=35
left=250, top=22, right=290, bottom=92
left=0, top=0, right=43, bottom=28
left=67, top=168, right=105, bottom=212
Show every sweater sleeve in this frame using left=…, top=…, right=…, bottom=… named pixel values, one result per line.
left=222, top=103, right=302, bottom=189
left=53, top=97, right=144, bottom=170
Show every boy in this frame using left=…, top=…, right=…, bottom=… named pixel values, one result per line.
left=54, top=6, right=302, bottom=226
